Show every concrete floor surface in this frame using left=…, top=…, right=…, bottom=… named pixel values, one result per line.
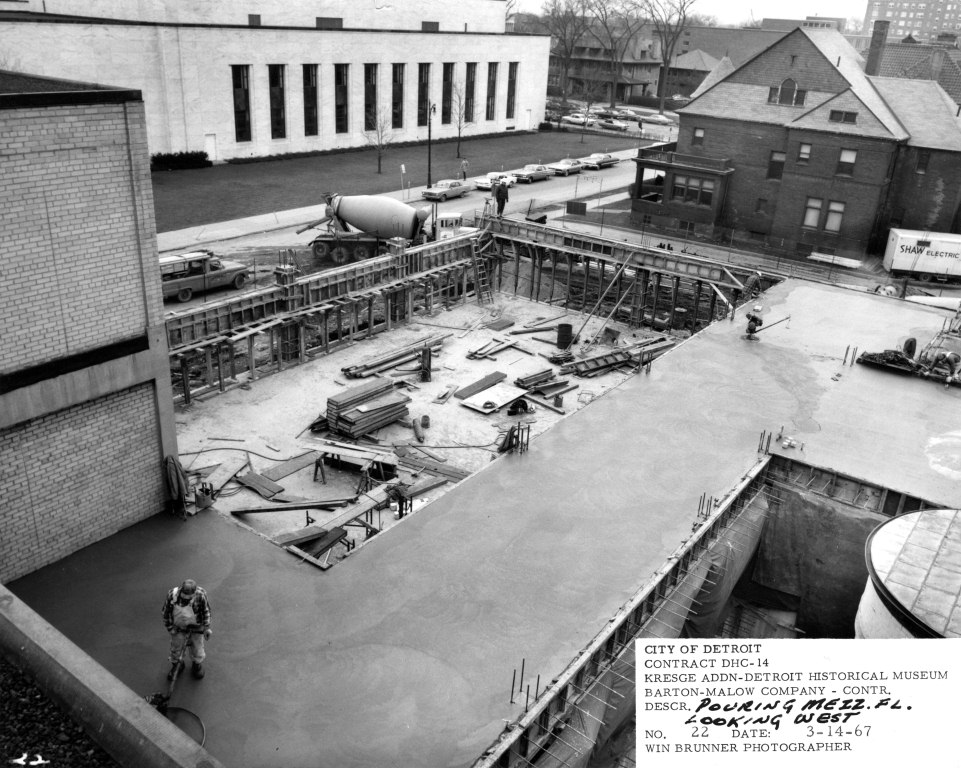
left=10, top=280, right=961, bottom=768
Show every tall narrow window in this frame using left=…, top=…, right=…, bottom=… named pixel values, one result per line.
left=798, top=142, right=811, bottom=162
left=692, top=127, right=704, bottom=146
left=268, top=65, right=286, bottom=139
left=917, top=150, right=930, bottom=173
left=418, top=63, right=431, bottom=127
left=232, top=65, right=251, bottom=142
left=442, top=63, right=454, bottom=124
left=803, top=197, right=822, bottom=228
left=303, top=65, right=318, bottom=136
left=506, top=62, right=518, bottom=119
left=767, top=151, right=786, bottom=180
left=825, top=200, right=845, bottom=232
left=465, top=63, right=476, bottom=122
left=392, top=64, right=405, bottom=129
left=486, top=62, right=498, bottom=120
left=767, top=78, right=806, bottom=106
left=836, top=148, right=857, bottom=175
left=334, top=64, right=349, bottom=134
left=364, top=63, right=378, bottom=131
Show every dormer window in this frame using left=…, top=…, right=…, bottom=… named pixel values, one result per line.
left=768, top=78, right=807, bottom=106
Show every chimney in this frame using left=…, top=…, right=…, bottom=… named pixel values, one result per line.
left=866, top=20, right=889, bottom=76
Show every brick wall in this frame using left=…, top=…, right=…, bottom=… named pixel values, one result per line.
left=0, top=384, right=165, bottom=583
left=887, top=146, right=961, bottom=233
left=0, top=101, right=162, bottom=375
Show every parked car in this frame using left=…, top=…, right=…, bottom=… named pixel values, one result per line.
left=597, top=118, right=629, bottom=132
left=160, top=250, right=249, bottom=303
left=560, top=113, right=596, bottom=126
left=547, top=158, right=584, bottom=176
left=671, top=94, right=692, bottom=104
left=510, top=164, right=555, bottom=183
left=423, top=178, right=472, bottom=201
left=591, top=109, right=619, bottom=119
left=473, top=171, right=517, bottom=190
left=640, top=113, right=674, bottom=126
left=615, top=109, right=643, bottom=122
left=578, top=153, right=620, bottom=170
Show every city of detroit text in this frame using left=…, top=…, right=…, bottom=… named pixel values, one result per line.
left=642, top=644, right=946, bottom=700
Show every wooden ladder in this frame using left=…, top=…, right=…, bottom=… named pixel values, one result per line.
left=470, top=242, right=494, bottom=305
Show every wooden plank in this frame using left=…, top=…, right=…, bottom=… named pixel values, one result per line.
left=411, top=444, right=447, bottom=462
left=261, top=451, right=322, bottom=482
left=285, top=544, right=333, bottom=570
left=432, top=385, right=457, bottom=404
left=509, top=326, right=558, bottom=335
left=454, top=371, right=507, bottom=400
left=236, top=471, right=285, bottom=499
left=204, top=454, right=249, bottom=493
left=400, top=474, right=448, bottom=498
left=275, top=524, right=331, bottom=547
left=521, top=393, right=567, bottom=414
left=461, top=382, right=529, bottom=414
left=484, top=318, right=515, bottom=331
left=230, top=497, right=356, bottom=515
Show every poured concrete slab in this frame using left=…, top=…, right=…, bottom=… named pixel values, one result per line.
left=11, top=280, right=961, bottom=768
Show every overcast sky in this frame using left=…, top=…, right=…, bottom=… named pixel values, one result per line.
left=517, top=0, right=869, bottom=28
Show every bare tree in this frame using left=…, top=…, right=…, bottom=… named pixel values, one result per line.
left=638, top=0, right=699, bottom=113
left=450, top=82, right=474, bottom=159
left=363, top=107, right=394, bottom=174
left=575, top=67, right=608, bottom=142
left=541, top=0, right=592, bottom=104
left=586, top=0, right=647, bottom=109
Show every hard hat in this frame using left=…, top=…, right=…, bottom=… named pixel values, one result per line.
left=180, top=579, right=198, bottom=595
left=753, top=304, right=762, bottom=312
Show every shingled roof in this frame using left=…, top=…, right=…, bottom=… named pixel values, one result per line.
left=877, top=43, right=961, bottom=105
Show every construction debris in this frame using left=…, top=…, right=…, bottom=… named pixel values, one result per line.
left=454, top=372, right=507, bottom=399
left=340, top=334, right=448, bottom=378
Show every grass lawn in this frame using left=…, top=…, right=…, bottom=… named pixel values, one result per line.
left=150, top=128, right=653, bottom=232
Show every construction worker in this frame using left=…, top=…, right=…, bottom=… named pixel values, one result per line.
left=745, top=305, right=764, bottom=340
left=162, top=579, right=212, bottom=680
left=495, top=179, right=509, bottom=217
left=744, top=271, right=763, bottom=299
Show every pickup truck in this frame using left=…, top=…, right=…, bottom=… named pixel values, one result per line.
left=510, top=164, right=555, bottom=183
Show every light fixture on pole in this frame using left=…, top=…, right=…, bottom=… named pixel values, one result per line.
left=427, top=103, right=437, bottom=188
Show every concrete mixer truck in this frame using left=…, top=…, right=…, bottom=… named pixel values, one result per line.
left=298, top=193, right=470, bottom=265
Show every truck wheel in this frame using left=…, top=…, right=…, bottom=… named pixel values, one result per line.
left=312, top=241, right=331, bottom=259
left=919, top=273, right=932, bottom=282
left=352, top=245, right=371, bottom=262
left=233, top=273, right=247, bottom=289
left=330, top=246, right=350, bottom=264
left=177, top=288, right=193, bottom=303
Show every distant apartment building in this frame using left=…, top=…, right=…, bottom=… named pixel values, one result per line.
left=864, top=0, right=961, bottom=41
left=1, top=0, right=550, bottom=161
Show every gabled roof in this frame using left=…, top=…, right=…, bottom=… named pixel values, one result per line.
left=870, top=76, right=961, bottom=150
left=878, top=43, right=961, bottom=105
left=671, top=49, right=719, bottom=72
left=687, top=55, right=735, bottom=99
left=680, top=28, right=908, bottom=141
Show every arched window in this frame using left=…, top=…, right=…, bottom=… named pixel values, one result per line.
left=767, top=78, right=807, bottom=106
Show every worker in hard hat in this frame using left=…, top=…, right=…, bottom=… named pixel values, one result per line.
left=162, top=579, right=212, bottom=680
left=745, top=305, right=764, bottom=340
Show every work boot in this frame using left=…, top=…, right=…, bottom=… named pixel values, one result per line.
left=192, top=662, right=205, bottom=679
left=167, top=660, right=184, bottom=681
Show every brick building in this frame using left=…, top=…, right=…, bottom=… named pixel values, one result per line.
left=1, top=0, right=550, bottom=162
left=0, top=72, right=177, bottom=582
left=631, top=27, right=961, bottom=258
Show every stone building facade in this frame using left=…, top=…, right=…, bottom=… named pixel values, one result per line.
left=0, top=73, right=177, bottom=582
left=1, top=0, right=550, bottom=161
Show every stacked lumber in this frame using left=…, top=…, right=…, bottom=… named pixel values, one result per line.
left=514, top=369, right=555, bottom=389
left=326, top=379, right=411, bottom=438
left=340, top=334, right=449, bottom=378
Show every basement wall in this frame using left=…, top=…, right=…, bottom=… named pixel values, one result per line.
left=752, top=486, right=886, bottom=637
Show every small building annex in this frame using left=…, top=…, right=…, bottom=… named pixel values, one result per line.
left=631, top=26, right=961, bottom=259
left=0, top=0, right=550, bottom=162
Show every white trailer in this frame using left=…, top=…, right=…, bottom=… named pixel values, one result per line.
left=884, top=228, right=961, bottom=282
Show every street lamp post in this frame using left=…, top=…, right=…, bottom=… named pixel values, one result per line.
left=427, top=103, right=437, bottom=188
